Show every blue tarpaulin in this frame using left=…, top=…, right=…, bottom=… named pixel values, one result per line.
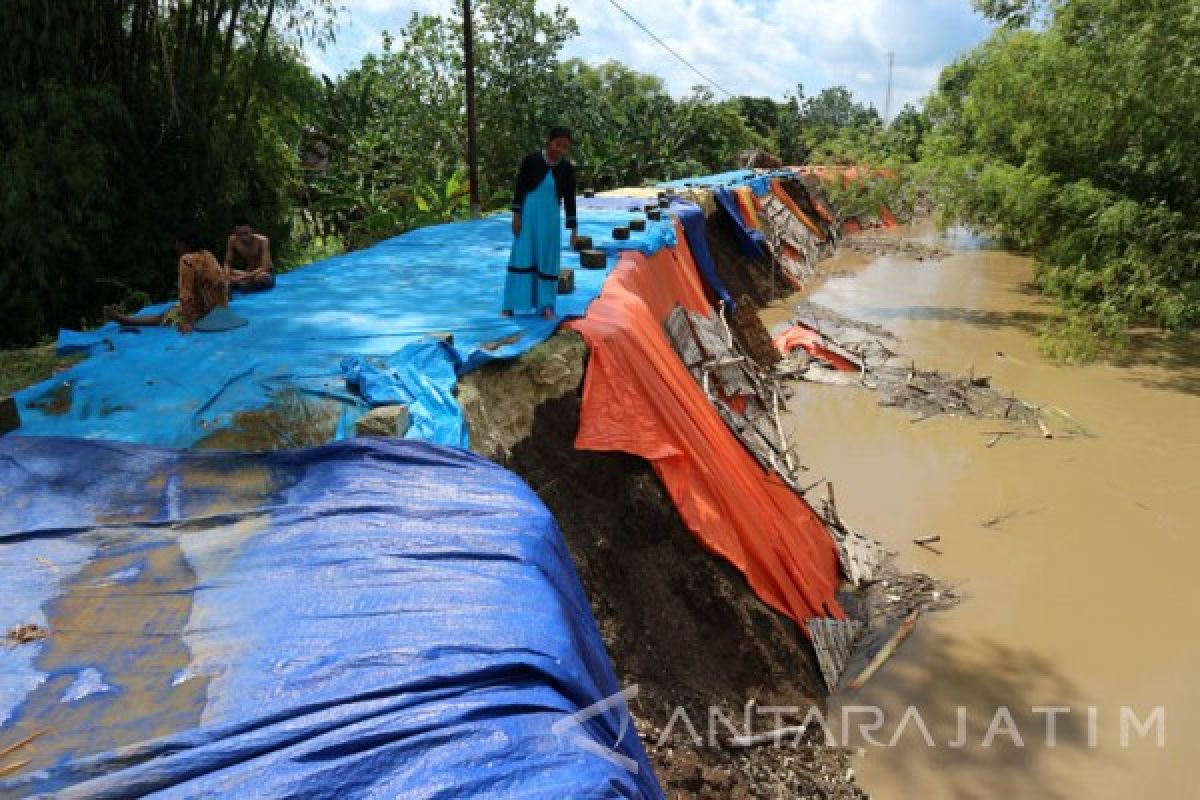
left=576, top=196, right=731, bottom=307
left=340, top=338, right=468, bottom=448
left=12, top=205, right=676, bottom=450
left=657, top=169, right=794, bottom=192
left=0, top=436, right=662, bottom=799
left=713, top=188, right=767, bottom=260
left=657, top=169, right=756, bottom=189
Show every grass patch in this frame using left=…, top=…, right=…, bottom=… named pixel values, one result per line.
left=0, top=343, right=84, bottom=396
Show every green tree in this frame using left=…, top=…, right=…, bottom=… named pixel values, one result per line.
left=0, top=0, right=335, bottom=345
left=885, top=104, right=927, bottom=163
left=801, top=87, right=881, bottom=140
left=922, top=0, right=1200, bottom=357
left=465, top=0, right=580, bottom=203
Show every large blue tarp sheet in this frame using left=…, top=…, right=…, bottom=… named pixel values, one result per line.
left=11, top=205, right=675, bottom=450
left=657, top=169, right=794, bottom=192
left=657, top=169, right=756, bottom=189
left=0, top=436, right=662, bottom=799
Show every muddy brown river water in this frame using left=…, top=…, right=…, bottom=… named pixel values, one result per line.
left=770, top=227, right=1200, bottom=799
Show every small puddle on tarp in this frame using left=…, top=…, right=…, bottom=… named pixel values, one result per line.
left=0, top=459, right=282, bottom=786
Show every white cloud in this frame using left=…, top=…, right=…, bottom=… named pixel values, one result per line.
left=308, top=0, right=994, bottom=112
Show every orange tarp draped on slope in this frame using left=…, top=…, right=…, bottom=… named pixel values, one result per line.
left=566, top=222, right=844, bottom=627
left=733, top=186, right=763, bottom=231
left=769, top=180, right=825, bottom=238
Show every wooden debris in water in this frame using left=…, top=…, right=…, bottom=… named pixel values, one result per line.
left=664, top=305, right=807, bottom=492
left=984, top=430, right=1020, bottom=448
left=807, top=617, right=864, bottom=695
left=840, top=233, right=950, bottom=261
left=845, top=610, right=921, bottom=691
left=792, top=300, right=898, bottom=344
left=980, top=506, right=1046, bottom=530
left=873, top=364, right=1043, bottom=423
left=779, top=301, right=1094, bottom=438
left=981, top=509, right=1021, bottom=529
left=832, top=526, right=891, bottom=587
left=816, top=485, right=891, bottom=588
left=912, top=534, right=940, bottom=554
left=871, top=571, right=962, bottom=619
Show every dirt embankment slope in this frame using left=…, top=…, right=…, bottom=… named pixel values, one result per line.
left=460, top=332, right=865, bottom=799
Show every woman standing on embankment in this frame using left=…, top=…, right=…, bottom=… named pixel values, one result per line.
left=501, top=126, right=579, bottom=320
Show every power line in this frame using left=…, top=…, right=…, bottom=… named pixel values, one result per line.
left=604, top=0, right=738, bottom=98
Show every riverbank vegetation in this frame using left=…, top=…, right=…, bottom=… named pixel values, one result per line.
left=919, top=0, right=1200, bottom=361
left=4, top=0, right=1188, bottom=363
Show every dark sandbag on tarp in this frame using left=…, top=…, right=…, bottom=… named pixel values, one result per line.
left=0, top=436, right=662, bottom=799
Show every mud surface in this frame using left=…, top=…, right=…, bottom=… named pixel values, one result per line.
left=193, top=389, right=342, bottom=451
left=461, top=332, right=865, bottom=798
left=774, top=225, right=1200, bottom=799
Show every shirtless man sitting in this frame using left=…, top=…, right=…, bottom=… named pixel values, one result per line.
left=224, top=217, right=276, bottom=292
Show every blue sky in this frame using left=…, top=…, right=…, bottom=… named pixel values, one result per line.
left=305, top=0, right=996, bottom=115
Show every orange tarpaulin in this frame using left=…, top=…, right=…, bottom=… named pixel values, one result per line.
left=788, top=166, right=900, bottom=230
left=566, top=222, right=844, bottom=627
left=769, top=180, right=826, bottom=238
left=773, top=325, right=859, bottom=372
left=733, top=186, right=763, bottom=231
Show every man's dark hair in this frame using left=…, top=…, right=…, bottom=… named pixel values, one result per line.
left=174, top=225, right=206, bottom=252
left=233, top=216, right=252, bottom=228
left=546, top=126, right=572, bottom=143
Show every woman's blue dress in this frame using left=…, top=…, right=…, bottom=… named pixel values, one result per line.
left=503, top=169, right=562, bottom=313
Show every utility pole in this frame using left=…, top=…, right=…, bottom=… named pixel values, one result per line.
left=884, top=51, right=894, bottom=125
left=463, top=0, right=481, bottom=219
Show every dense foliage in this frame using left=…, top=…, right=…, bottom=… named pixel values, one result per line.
left=0, top=0, right=336, bottom=344
left=296, top=0, right=903, bottom=250
left=0, top=0, right=905, bottom=346
left=921, top=0, right=1200, bottom=358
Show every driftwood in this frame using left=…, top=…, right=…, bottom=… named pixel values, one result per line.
left=840, top=233, right=950, bottom=261
left=845, top=610, right=921, bottom=691
left=777, top=301, right=1098, bottom=439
